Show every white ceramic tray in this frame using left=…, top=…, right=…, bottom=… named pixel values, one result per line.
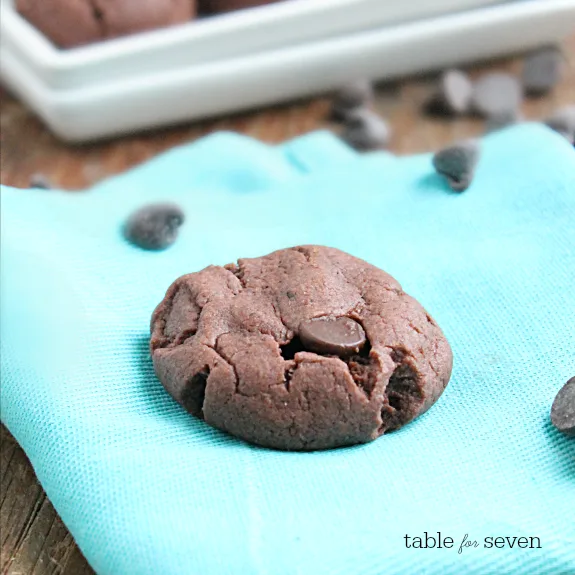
left=1, top=0, right=574, bottom=142
left=0, top=0, right=502, bottom=89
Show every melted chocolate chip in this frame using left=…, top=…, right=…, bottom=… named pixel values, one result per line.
left=299, top=316, right=366, bottom=358
left=551, top=377, right=575, bottom=437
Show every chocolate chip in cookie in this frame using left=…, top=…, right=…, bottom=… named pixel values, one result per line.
left=299, top=317, right=366, bottom=358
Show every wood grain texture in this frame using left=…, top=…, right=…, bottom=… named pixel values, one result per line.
left=1, top=35, right=573, bottom=575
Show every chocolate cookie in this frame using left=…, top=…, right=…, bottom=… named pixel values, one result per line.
left=16, top=0, right=102, bottom=48
left=16, top=0, right=195, bottom=48
left=150, top=246, right=453, bottom=450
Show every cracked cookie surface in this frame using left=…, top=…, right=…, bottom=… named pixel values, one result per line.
left=150, top=246, right=453, bottom=450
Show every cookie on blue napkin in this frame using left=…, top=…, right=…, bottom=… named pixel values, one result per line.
left=1, top=125, right=574, bottom=575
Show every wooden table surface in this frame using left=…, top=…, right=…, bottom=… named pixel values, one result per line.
left=1, top=35, right=573, bottom=575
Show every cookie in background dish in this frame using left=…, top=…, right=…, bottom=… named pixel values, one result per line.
left=16, top=0, right=196, bottom=48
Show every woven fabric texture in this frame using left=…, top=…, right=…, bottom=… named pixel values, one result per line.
left=1, top=125, right=574, bottom=575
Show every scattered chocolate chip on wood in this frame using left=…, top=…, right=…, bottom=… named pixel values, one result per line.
left=29, top=173, right=52, bottom=189
left=551, top=377, right=575, bottom=437
left=522, top=46, right=563, bottom=97
left=425, top=69, right=473, bottom=116
left=124, top=203, right=185, bottom=251
left=471, top=72, right=523, bottom=119
left=485, top=110, right=523, bottom=134
left=432, top=139, right=480, bottom=192
left=544, top=105, right=575, bottom=144
left=341, top=108, right=391, bottom=151
left=330, top=79, right=374, bottom=123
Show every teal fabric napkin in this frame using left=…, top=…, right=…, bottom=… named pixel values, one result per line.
left=1, top=125, right=574, bottom=575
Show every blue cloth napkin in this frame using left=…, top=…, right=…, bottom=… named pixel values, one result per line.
left=1, top=125, right=574, bottom=575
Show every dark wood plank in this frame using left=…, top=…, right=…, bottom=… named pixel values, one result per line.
left=1, top=433, right=46, bottom=573
left=0, top=429, right=93, bottom=575
left=7, top=497, right=56, bottom=575
left=1, top=35, right=573, bottom=575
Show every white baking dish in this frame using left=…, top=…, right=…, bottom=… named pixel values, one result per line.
left=1, top=0, right=574, bottom=142
left=0, top=0, right=503, bottom=90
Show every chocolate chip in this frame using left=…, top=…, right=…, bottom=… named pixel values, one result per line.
left=551, top=377, right=575, bottom=437
left=432, top=139, right=480, bottom=192
left=341, top=108, right=391, bottom=151
left=471, top=73, right=523, bottom=119
left=425, top=69, right=473, bottom=116
left=299, top=316, right=366, bottom=358
left=484, top=110, right=523, bottom=134
left=29, top=173, right=52, bottom=189
left=124, top=203, right=185, bottom=251
left=330, top=79, right=374, bottom=122
left=544, top=105, right=575, bottom=145
left=522, top=46, right=563, bottom=97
